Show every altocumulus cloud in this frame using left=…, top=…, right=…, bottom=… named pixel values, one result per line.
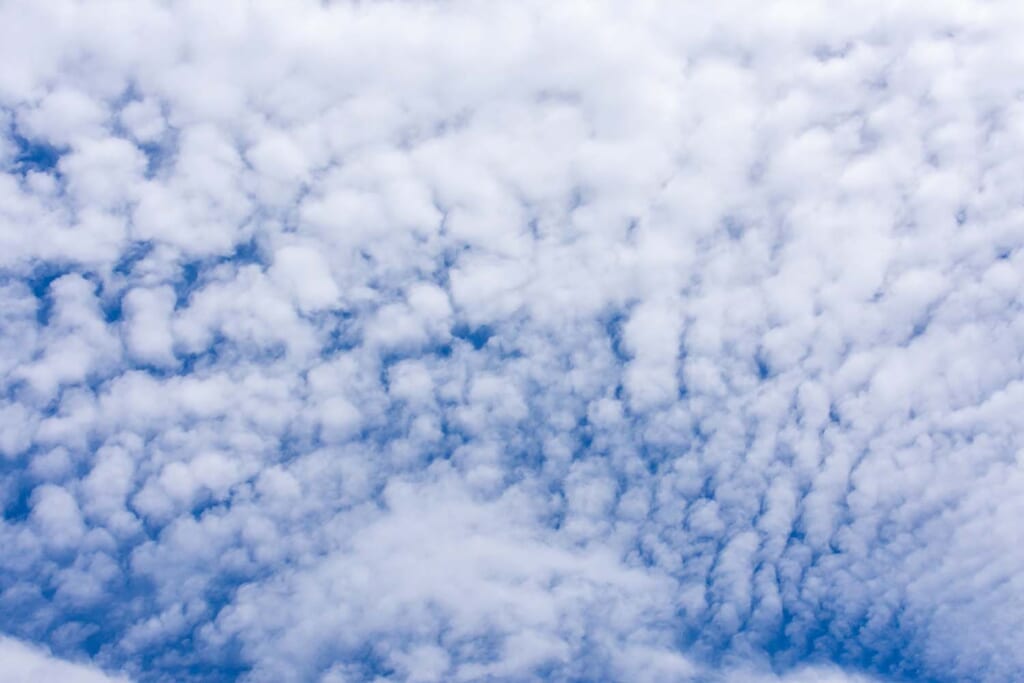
left=0, top=1, right=1022, bottom=681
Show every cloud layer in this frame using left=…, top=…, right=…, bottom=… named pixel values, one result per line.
left=1, top=1, right=1023, bottom=682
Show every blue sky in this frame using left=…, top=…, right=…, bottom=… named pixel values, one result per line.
left=1, top=1, right=1023, bottom=682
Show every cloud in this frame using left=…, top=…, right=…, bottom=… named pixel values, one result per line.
left=0, top=636, right=132, bottom=683
left=1, top=0, right=1023, bottom=682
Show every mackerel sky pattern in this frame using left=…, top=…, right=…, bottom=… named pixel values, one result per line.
left=1, top=2, right=1023, bottom=682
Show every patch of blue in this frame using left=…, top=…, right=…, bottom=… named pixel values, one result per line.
left=754, top=349, right=772, bottom=380
left=0, top=471, right=32, bottom=522
left=451, top=323, right=493, bottom=350
left=174, top=260, right=203, bottom=309
left=758, top=606, right=924, bottom=683
left=102, top=291, right=125, bottom=324
left=908, top=318, right=930, bottom=341
left=21, top=263, right=124, bottom=326
left=575, top=415, right=594, bottom=454
left=229, top=239, right=264, bottom=266
left=10, top=132, right=63, bottom=174
left=174, top=336, right=288, bottom=377
left=138, top=142, right=165, bottom=179
left=26, top=262, right=78, bottom=326
left=319, top=313, right=361, bottom=357
left=173, top=239, right=266, bottom=309
left=603, top=310, right=630, bottom=363
left=113, top=241, right=155, bottom=277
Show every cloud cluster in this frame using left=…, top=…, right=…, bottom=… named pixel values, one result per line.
left=2, top=1, right=1023, bottom=682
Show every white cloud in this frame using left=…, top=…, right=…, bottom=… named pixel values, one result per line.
left=269, top=245, right=341, bottom=314
left=0, top=636, right=131, bottom=683
left=0, top=1, right=1022, bottom=682
left=122, top=286, right=177, bottom=366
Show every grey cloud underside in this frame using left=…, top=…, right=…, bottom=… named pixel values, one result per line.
left=1, top=1, right=1023, bottom=682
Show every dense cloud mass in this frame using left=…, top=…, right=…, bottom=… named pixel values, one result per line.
left=1, top=1, right=1023, bottom=681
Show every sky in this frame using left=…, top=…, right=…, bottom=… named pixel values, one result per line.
left=1, top=1, right=1023, bottom=681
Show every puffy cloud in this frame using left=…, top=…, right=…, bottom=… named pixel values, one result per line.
left=1, top=1, right=1023, bottom=682
left=0, top=636, right=131, bottom=683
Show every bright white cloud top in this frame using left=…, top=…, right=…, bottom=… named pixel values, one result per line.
left=1, top=1, right=1022, bottom=682
left=0, top=636, right=133, bottom=683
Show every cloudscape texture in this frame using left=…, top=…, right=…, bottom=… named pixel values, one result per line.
left=1, top=1, right=1023, bottom=681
